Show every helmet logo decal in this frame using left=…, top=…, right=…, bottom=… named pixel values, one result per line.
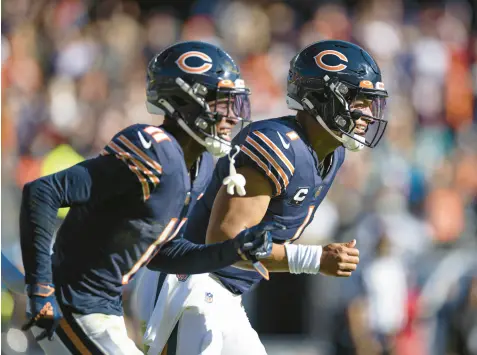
left=218, top=79, right=235, bottom=88
left=314, top=50, right=348, bottom=72
left=176, top=51, right=213, bottom=74
left=359, top=80, right=374, bottom=89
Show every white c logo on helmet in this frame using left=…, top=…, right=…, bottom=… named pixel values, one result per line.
left=314, top=50, right=348, bottom=72
left=176, top=51, right=213, bottom=74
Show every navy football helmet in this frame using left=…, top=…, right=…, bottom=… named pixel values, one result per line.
left=286, top=40, right=388, bottom=150
left=146, top=41, right=251, bottom=157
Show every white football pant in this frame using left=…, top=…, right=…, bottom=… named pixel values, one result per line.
left=32, top=312, right=143, bottom=355
left=140, top=272, right=267, bottom=355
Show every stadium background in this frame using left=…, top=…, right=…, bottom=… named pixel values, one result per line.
left=2, top=0, right=477, bottom=354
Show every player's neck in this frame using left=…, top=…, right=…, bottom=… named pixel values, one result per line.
left=181, top=139, right=205, bottom=170
left=296, top=111, right=341, bottom=162
left=175, top=134, right=204, bottom=170
left=163, top=124, right=204, bottom=170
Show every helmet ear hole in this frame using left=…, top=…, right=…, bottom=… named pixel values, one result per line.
left=171, top=95, right=188, bottom=107
left=304, top=91, right=327, bottom=105
left=313, top=91, right=328, bottom=103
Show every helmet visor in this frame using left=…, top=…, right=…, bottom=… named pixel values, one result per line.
left=350, top=94, right=387, bottom=148
left=196, top=88, right=251, bottom=146
left=338, top=85, right=388, bottom=148
left=209, top=90, right=251, bottom=122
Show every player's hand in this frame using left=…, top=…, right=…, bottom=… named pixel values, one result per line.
left=234, top=222, right=284, bottom=260
left=22, top=283, right=63, bottom=341
left=233, top=222, right=285, bottom=280
left=319, top=240, right=360, bottom=277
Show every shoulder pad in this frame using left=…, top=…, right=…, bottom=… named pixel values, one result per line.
left=237, top=126, right=296, bottom=197
left=100, top=124, right=165, bottom=201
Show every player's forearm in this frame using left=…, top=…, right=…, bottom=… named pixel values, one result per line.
left=233, top=243, right=289, bottom=272
left=207, top=220, right=291, bottom=272
left=146, top=238, right=242, bottom=274
left=234, top=242, right=325, bottom=275
left=20, top=179, right=62, bottom=284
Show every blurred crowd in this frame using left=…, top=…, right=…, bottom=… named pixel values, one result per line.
left=2, top=0, right=477, bottom=354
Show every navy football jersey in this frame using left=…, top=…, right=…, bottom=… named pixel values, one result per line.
left=21, top=123, right=218, bottom=316
left=184, top=116, right=346, bottom=294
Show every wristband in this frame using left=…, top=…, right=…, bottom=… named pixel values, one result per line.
left=284, top=244, right=323, bottom=274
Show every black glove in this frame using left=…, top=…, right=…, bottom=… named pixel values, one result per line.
left=22, top=283, right=63, bottom=341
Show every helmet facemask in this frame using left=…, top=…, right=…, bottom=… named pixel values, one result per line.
left=197, top=84, right=252, bottom=157
left=296, top=75, right=388, bottom=151
left=146, top=77, right=252, bottom=158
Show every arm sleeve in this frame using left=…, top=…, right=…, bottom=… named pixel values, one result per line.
left=20, top=154, right=144, bottom=284
left=237, top=129, right=295, bottom=197
left=146, top=238, right=241, bottom=274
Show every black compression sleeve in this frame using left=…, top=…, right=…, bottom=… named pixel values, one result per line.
left=146, top=238, right=241, bottom=274
left=19, top=156, right=132, bottom=284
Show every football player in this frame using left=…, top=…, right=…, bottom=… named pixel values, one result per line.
left=141, top=40, right=389, bottom=354
left=19, top=41, right=275, bottom=355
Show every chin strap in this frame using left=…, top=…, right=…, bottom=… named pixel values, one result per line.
left=222, top=145, right=246, bottom=196
left=342, top=133, right=365, bottom=152
left=298, top=97, right=365, bottom=153
left=204, top=135, right=231, bottom=158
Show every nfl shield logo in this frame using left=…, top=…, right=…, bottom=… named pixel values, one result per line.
left=205, top=292, right=213, bottom=303
left=177, top=274, right=189, bottom=282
